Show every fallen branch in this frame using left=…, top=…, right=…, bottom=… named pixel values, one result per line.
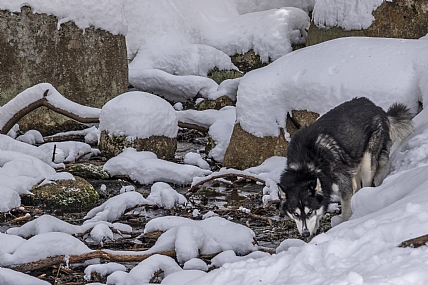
left=264, top=199, right=280, bottom=209
left=0, top=84, right=100, bottom=135
left=399, top=234, right=428, bottom=248
left=10, top=250, right=176, bottom=272
left=43, top=134, right=87, bottom=143
left=178, top=122, right=208, bottom=133
left=186, top=173, right=265, bottom=195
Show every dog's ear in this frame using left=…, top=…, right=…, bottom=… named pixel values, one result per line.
left=277, top=183, right=286, bottom=201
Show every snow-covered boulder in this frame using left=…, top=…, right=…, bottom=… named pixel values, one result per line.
left=225, top=36, right=428, bottom=169
left=308, top=0, right=428, bottom=46
left=99, top=91, right=178, bottom=159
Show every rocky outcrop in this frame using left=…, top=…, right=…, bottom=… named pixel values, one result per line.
left=0, top=6, right=128, bottom=134
left=223, top=110, right=319, bottom=169
left=307, top=0, right=428, bottom=46
left=223, top=123, right=289, bottom=169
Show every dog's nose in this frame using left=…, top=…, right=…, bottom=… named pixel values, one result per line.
left=301, top=231, right=310, bottom=238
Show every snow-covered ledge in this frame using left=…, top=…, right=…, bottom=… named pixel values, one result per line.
left=224, top=37, right=428, bottom=169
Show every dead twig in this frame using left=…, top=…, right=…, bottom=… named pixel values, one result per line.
left=264, top=199, right=280, bottom=209
left=186, top=173, right=265, bottom=195
left=75, top=151, right=92, bottom=162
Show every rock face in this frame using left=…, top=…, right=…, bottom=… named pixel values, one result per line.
left=223, top=110, right=319, bottom=169
left=99, top=131, right=177, bottom=160
left=223, top=123, right=289, bottom=170
left=24, top=176, right=99, bottom=210
left=307, top=0, right=428, bottom=46
left=0, top=6, right=128, bottom=134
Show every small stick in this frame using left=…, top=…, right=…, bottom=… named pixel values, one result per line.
left=186, top=173, right=265, bottom=194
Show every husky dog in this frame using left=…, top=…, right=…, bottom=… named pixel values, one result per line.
left=278, top=97, right=413, bottom=238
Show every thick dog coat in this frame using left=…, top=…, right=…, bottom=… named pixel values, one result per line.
left=278, top=97, right=413, bottom=238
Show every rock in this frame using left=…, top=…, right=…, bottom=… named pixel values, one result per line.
left=286, top=110, right=319, bottom=138
left=231, top=50, right=269, bottom=73
left=60, top=164, right=110, bottom=180
left=223, top=123, right=288, bottom=170
left=307, top=0, right=428, bottom=46
left=23, top=176, right=99, bottom=210
left=0, top=6, right=128, bottom=135
left=223, top=110, right=318, bottom=169
left=99, top=131, right=177, bottom=160
left=207, top=67, right=243, bottom=84
left=196, top=96, right=235, bottom=111
left=98, top=91, right=178, bottom=159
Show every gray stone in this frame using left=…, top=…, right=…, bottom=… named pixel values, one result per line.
left=0, top=6, right=128, bottom=135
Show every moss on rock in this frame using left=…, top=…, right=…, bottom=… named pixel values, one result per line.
left=99, top=131, right=177, bottom=160
left=60, top=164, right=110, bottom=180
left=24, top=176, right=99, bottom=210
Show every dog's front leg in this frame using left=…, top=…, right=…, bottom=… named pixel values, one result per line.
left=338, top=176, right=354, bottom=222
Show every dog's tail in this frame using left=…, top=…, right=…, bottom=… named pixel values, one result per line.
left=387, top=103, right=414, bottom=144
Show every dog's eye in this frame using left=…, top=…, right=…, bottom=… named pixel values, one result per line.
left=293, top=212, right=299, bottom=217
left=307, top=210, right=313, bottom=216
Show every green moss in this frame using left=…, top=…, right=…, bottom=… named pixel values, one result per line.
left=230, top=50, right=269, bottom=73
left=207, top=67, right=243, bottom=84
left=61, top=164, right=110, bottom=180
left=25, top=176, right=99, bottom=210
left=196, top=95, right=234, bottom=111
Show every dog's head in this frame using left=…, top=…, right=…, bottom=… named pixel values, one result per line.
left=278, top=171, right=329, bottom=238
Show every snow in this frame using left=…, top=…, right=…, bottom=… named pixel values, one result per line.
left=103, top=148, right=212, bottom=185
left=84, top=262, right=126, bottom=281
left=237, top=37, right=428, bottom=138
left=84, top=192, right=153, bottom=223
left=313, top=0, right=384, bottom=30
left=99, top=91, right=178, bottom=139
left=178, top=106, right=236, bottom=162
left=0, top=267, right=50, bottom=285
left=146, top=182, right=187, bottom=209
left=0, top=232, right=91, bottom=266
left=0, top=0, right=127, bottom=35
left=143, top=216, right=257, bottom=263
left=184, top=152, right=210, bottom=170
left=3, top=1, right=428, bottom=284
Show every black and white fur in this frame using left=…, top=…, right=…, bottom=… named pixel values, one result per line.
left=278, top=97, right=413, bottom=238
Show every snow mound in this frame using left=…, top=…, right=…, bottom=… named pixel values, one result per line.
left=144, top=216, right=257, bottom=263
left=237, top=37, right=428, bottom=138
left=146, top=182, right=187, bottom=209
left=0, top=267, right=50, bottom=285
left=0, top=232, right=91, bottom=266
left=84, top=262, right=126, bottom=281
left=84, top=191, right=153, bottom=223
left=184, top=152, right=210, bottom=170
left=103, top=148, right=212, bottom=185
left=99, top=91, right=178, bottom=139
left=107, top=254, right=181, bottom=285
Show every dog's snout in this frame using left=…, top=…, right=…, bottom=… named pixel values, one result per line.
left=301, top=231, right=310, bottom=238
